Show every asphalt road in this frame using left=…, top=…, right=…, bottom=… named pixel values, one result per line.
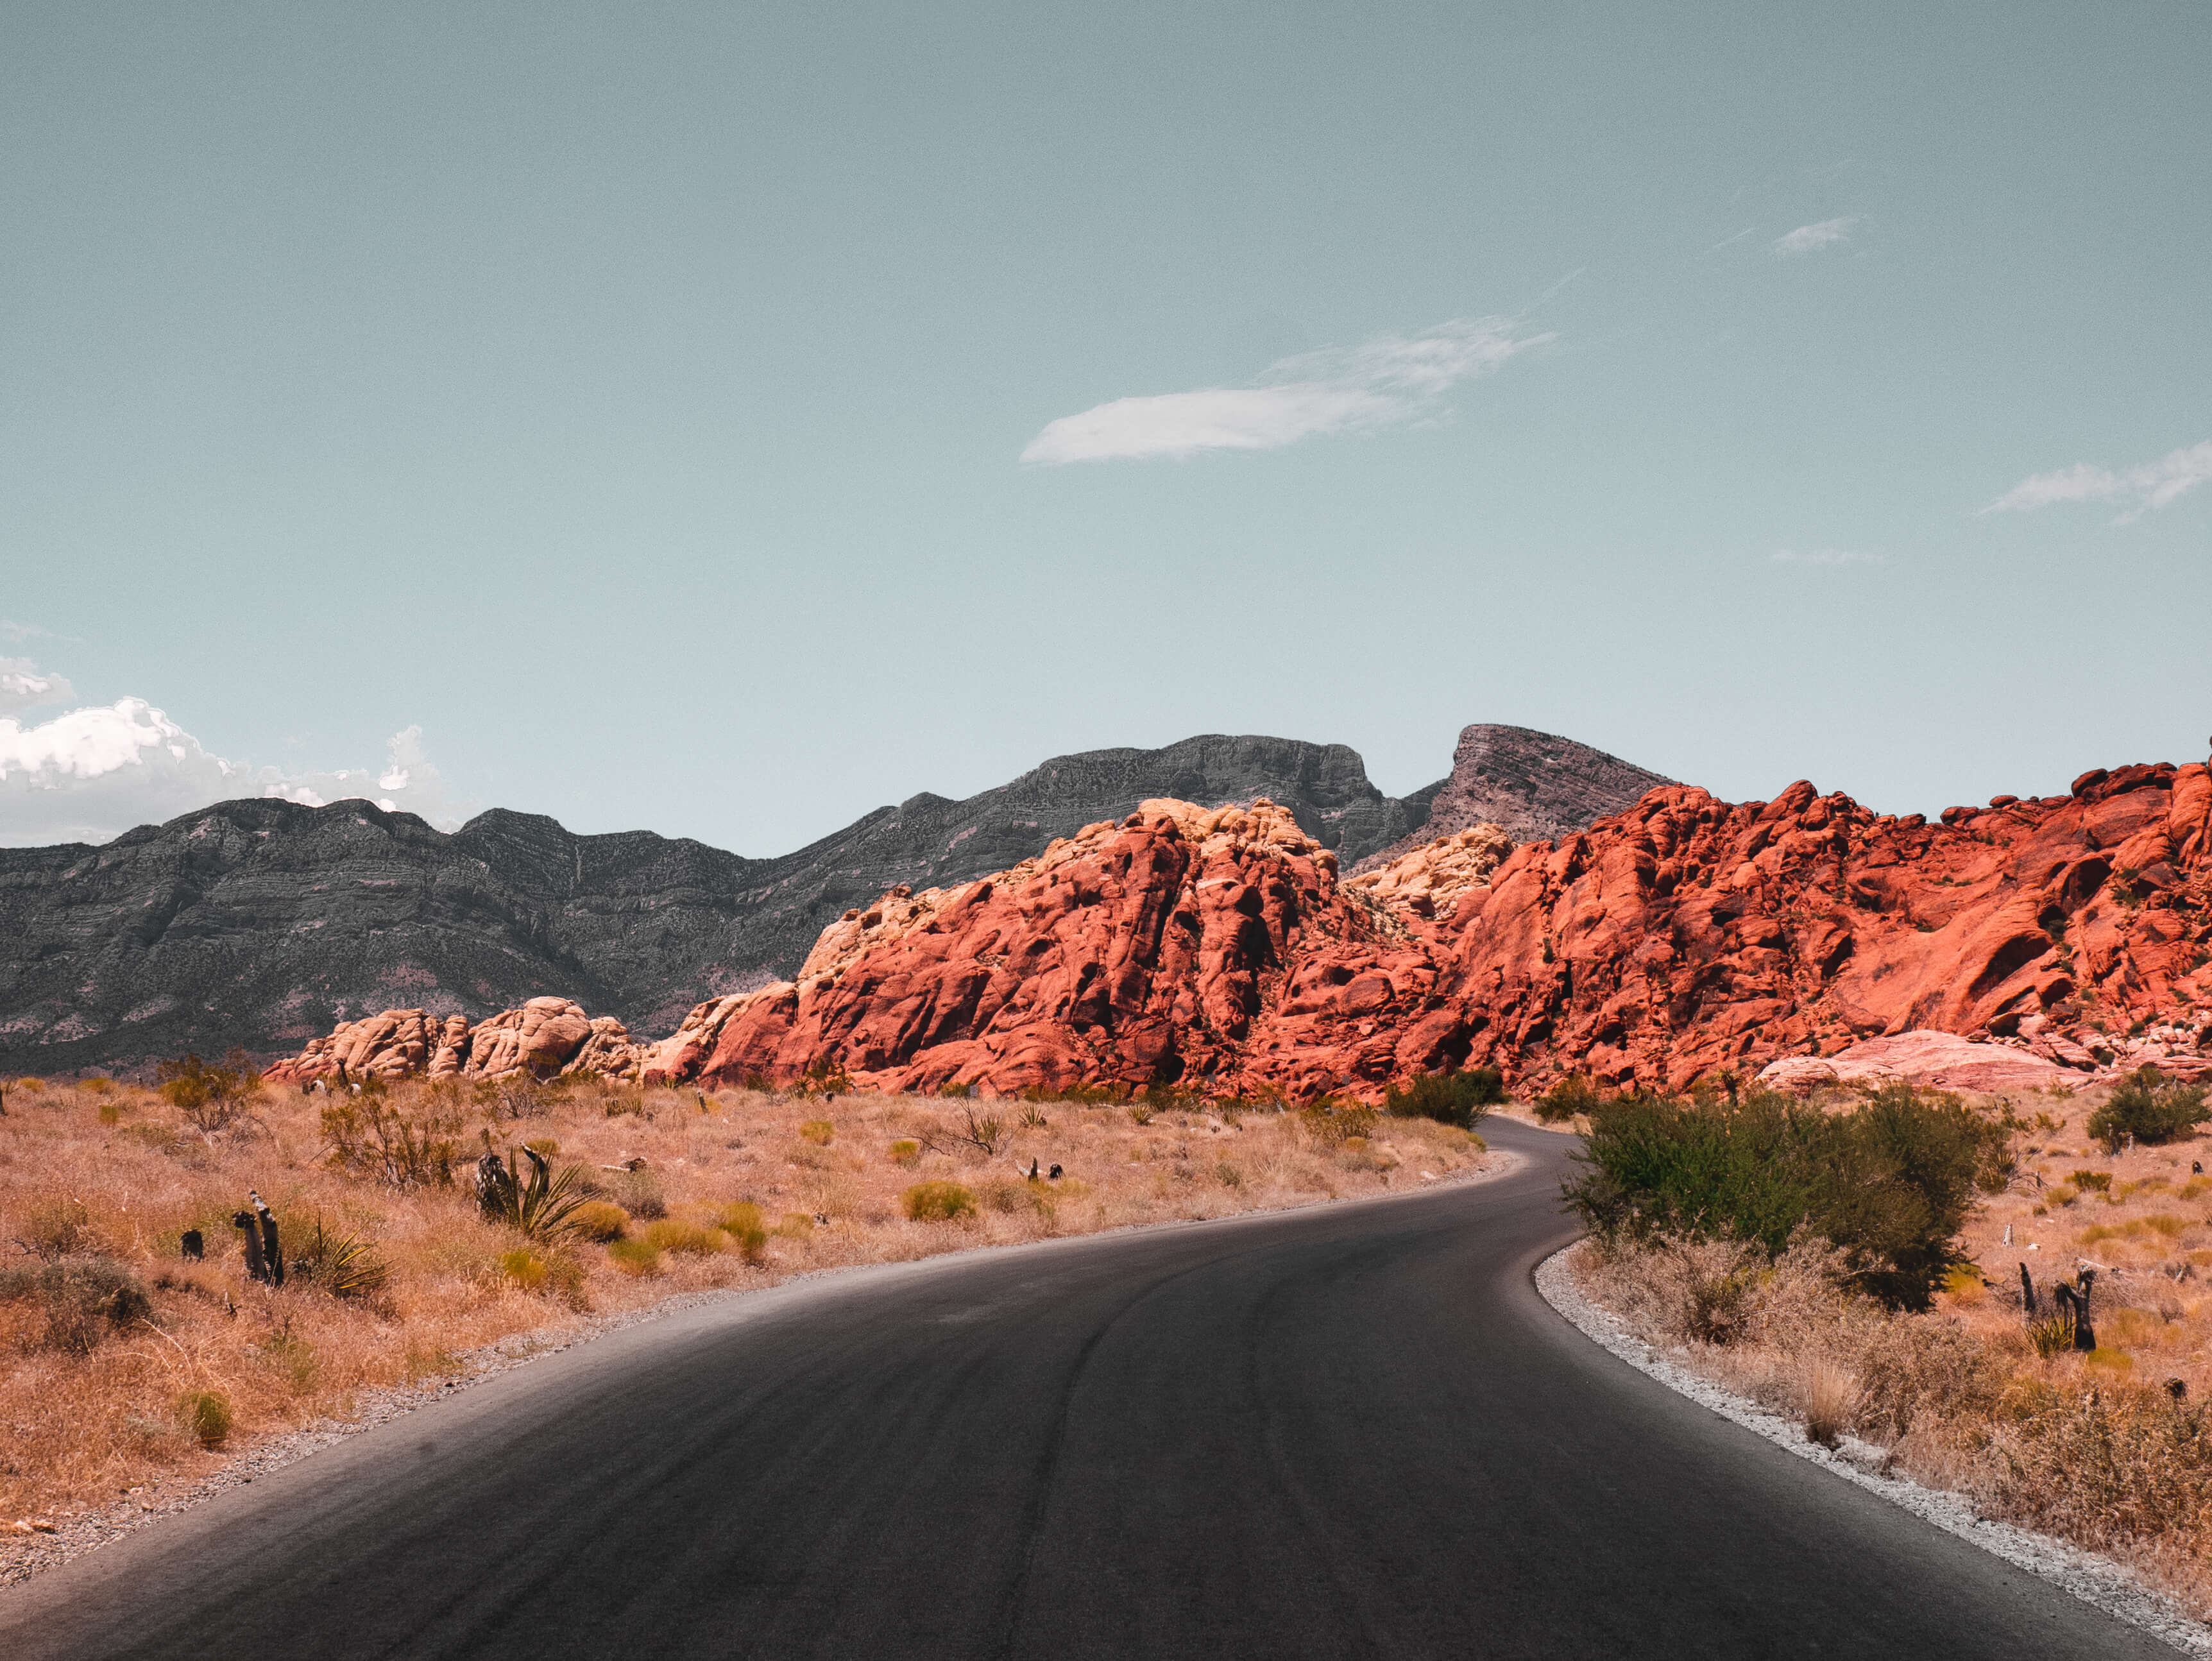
left=1, top=1118, right=2175, bottom=1659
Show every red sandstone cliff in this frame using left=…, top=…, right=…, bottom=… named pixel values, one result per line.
left=264, top=760, right=2212, bottom=1101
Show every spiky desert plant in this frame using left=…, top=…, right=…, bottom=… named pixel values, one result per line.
left=477, top=1141, right=591, bottom=1243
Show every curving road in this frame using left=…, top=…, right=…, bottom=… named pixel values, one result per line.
left=1, top=1118, right=2173, bottom=1659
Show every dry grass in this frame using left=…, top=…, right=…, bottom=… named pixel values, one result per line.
left=1575, top=1077, right=2212, bottom=1615
left=0, top=1072, right=1492, bottom=1533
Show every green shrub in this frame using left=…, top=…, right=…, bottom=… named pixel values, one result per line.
left=797, top=1119, right=835, bottom=1146
left=1535, top=1074, right=1604, bottom=1123
left=2088, top=1066, right=2211, bottom=1152
left=1384, top=1066, right=1504, bottom=1129
left=1299, top=1100, right=1379, bottom=1145
left=888, top=1139, right=921, bottom=1166
left=155, top=1050, right=261, bottom=1132
left=902, top=1180, right=976, bottom=1222
left=569, top=1201, right=630, bottom=1243
left=643, top=1219, right=726, bottom=1257
left=322, top=1096, right=462, bottom=1189
left=177, top=1389, right=232, bottom=1449
left=606, top=1237, right=662, bottom=1276
left=1563, top=1084, right=2009, bottom=1309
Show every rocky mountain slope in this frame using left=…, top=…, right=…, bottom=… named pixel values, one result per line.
left=1354, top=723, right=1672, bottom=869
left=1, top=725, right=1656, bottom=1075
left=620, top=758, right=2212, bottom=1100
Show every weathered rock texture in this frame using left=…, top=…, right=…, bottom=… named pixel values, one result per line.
left=1343, top=824, right=1514, bottom=923
left=1757, top=1032, right=2075, bottom=1096
left=1434, top=763, right=2212, bottom=1093
left=8, top=729, right=1660, bottom=1077
left=634, top=760, right=2212, bottom=1100
left=1356, top=723, right=1673, bottom=871
left=264, top=998, right=649, bottom=1084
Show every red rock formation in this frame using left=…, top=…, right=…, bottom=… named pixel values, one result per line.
left=1434, top=763, right=2211, bottom=1093
left=271, top=760, right=2212, bottom=1102
left=642, top=799, right=1455, bottom=1099
left=265, top=997, right=649, bottom=1084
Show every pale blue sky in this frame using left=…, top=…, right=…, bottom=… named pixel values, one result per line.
left=3, top=3, right=2208, bottom=851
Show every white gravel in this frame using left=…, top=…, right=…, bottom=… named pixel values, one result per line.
left=1536, top=1244, right=2212, bottom=1657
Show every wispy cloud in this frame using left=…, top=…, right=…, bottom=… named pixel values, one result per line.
left=1706, top=226, right=1756, bottom=253
left=1982, top=438, right=2212, bottom=522
left=1773, top=548, right=1885, bottom=566
left=1772, top=217, right=1859, bottom=257
left=0, top=655, right=76, bottom=714
left=1019, top=316, right=1553, bottom=465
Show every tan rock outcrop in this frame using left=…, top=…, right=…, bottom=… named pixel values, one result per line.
left=1343, top=824, right=1513, bottom=923
left=266, top=996, right=650, bottom=1084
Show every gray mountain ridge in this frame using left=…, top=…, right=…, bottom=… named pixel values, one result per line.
left=0, top=725, right=1667, bottom=1075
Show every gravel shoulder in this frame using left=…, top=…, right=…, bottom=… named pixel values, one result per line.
left=1536, top=1243, right=2210, bottom=1658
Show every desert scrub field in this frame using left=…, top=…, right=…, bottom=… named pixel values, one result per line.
left=1569, top=1071, right=2212, bottom=1615
left=0, top=1069, right=1492, bottom=1540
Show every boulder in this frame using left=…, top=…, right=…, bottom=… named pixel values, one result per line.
left=1758, top=1032, right=2075, bottom=1095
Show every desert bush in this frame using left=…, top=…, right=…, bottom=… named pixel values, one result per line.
left=605, top=1238, right=662, bottom=1277
left=1801, top=1360, right=1859, bottom=1448
left=0, top=1256, right=153, bottom=1353
left=1126, top=1103, right=1155, bottom=1127
left=643, top=1219, right=726, bottom=1257
left=569, top=1201, right=629, bottom=1242
left=1853, top=1315, right=2004, bottom=1438
left=903, top=1180, right=976, bottom=1222
left=957, top=1107, right=1005, bottom=1156
left=19, top=1197, right=93, bottom=1259
left=795, top=1059, right=852, bottom=1100
left=603, top=1169, right=667, bottom=1220
left=1215, top=1161, right=1245, bottom=1188
left=1299, top=1100, right=1379, bottom=1146
left=498, top=1248, right=549, bottom=1291
left=888, top=1139, right=921, bottom=1166
left=322, top=1096, right=462, bottom=1189
left=797, top=1119, right=835, bottom=1146
left=1535, top=1074, right=1604, bottom=1124
left=288, top=1214, right=391, bottom=1300
left=176, top=1389, right=233, bottom=1450
left=1384, top=1066, right=1503, bottom=1130
left=1565, top=1084, right=2009, bottom=1308
left=2089, top=1066, right=2211, bottom=1153
left=712, top=1201, right=767, bottom=1261
left=155, top=1050, right=261, bottom=1133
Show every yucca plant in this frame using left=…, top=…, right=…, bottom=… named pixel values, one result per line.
left=476, top=1138, right=591, bottom=1243
left=290, top=1213, right=391, bottom=1300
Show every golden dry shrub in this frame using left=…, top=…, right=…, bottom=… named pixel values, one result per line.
left=569, top=1201, right=629, bottom=1243
left=798, top=1120, right=835, bottom=1146
left=642, top=1219, right=726, bottom=1257
left=903, top=1180, right=976, bottom=1222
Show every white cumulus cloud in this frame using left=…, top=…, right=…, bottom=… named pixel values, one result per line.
left=1772, top=217, right=1859, bottom=257
left=0, top=683, right=470, bottom=848
left=1982, top=438, right=2212, bottom=522
left=1019, top=316, right=1554, bottom=465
